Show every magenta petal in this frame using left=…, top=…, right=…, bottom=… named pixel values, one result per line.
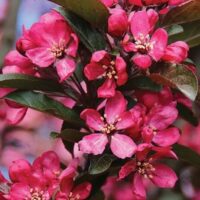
left=147, top=104, right=178, bottom=130
left=149, top=28, right=168, bottom=61
left=118, top=160, right=136, bottom=180
left=26, top=47, right=55, bottom=67
left=80, top=109, right=104, bottom=131
left=97, top=78, right=116, bottom=98
left=9, top=160, right=32, bottom=182
left=105, top=91, right=127, bottom=124
left=116, top=111, right=134, bottom=130
left=131, top=11, right=150, bottom=39
left=10, top=183, right=30, bottom=199
left=153, top=127, right=180, bottom=147
left=110, top=134, right=137, bottom=159
left=66, top=33, right=79, bottom=57
left=72, top=182, right=92, bottom=199
left=91, top=50, right=108, bottom=63
left=78, top=134, right=108, bottom=155
left=133, top=54, right=152, bottom=69
left=6, top=107, right=27, bottom=125
left=84, top=63, right=105, bottom=80
left=132, top=173, right=146, bottom=200
left=115, top=56, right=128, bottom=86
left=56, top=58, right=76, bottom=82
left=152, top=164, right=178, bottom=188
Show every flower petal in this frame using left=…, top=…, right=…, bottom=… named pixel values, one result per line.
left=72, top=182, right=92, bottom=199
left=78, top=134, right=108, bottom=155
left=97, top=78, right=116, bottom=98
left=132, top=173, right=146, bottom=200
left=84, top=63, right=105, bottom=80
left=153, top=127, right=180, bottom=147
left=26, top=47, right=55, bottom=67
left=152, top=164, right=178, bottom=188
left=105, top=91, right=127, bottom=124
left=131, top=11, right=150, bottom=39
left=149, top=28, right=168, bottom=61
left=133, top=54, right=152, bottom=69
left=110, top=134, right=137, bottom=159
left=56, top=58, right=76, bottom=82
left=118, top=160, right=136, bottom=180
left=80, top=109, right=104, bottom=131
left=116, top=111, right=134, bottom=130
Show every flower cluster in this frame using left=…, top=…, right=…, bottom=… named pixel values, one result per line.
left=0, top=0, right=197, bottom=199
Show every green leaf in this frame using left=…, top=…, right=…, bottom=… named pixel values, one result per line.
left=6, top=91, right=84, bottom=127
left=89, top=154, right=116, bottom=175
left=50, top=0, right=109, bottom=27
left=57, top=9, right=106, bottom=52
left=0, top=73, right=62, bottom=92
left=150, top=64, right=198, bottom=101
left=121, top=76, right=162, bottom=92
left=177, top=103, right=198, bottom=126
left=167, top=24, right=184, bottom=36
left=59, top=128, right=88, bottom=143
left=174, top=144, right=200, bottom=167
left=162, top=0, right=200, bottom=27
left=169, top=20, right=200, bottom=48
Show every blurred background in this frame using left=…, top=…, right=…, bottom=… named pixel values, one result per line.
left=0, top=1, right=200, bottom=199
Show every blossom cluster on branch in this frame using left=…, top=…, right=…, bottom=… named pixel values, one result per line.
left=0, top=0, right=199, bottom=199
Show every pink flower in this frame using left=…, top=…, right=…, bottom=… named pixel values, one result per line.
left=17, top=11, right=79, bottom=82
left=78, top=92, right=137, bottom=159
left=56, top=160, right=92, bottom=200
left=108, top=8, right=128, bottom=37
left=118, top=146, right=178, bottom=200
left=84, top=50, right=128, bottom=98
left=122, top=10, right=168, bottom=69
left=141, top=103, right=179, bottom=146
left=128, top=0, right=183, bottom=6
left=6, top=151, right=61, bottom=200
left=162, top=41, right=189, bottom=63
left=4, top=50, right=36, bottom=75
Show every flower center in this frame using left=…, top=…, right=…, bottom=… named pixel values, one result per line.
left=26, top=188, right=47, bottom=200
left=68, top=192, right=80, bottom=200
left=102, top=61, right=118, bottom=80
left=51, top=40, right=66, bottom=58
left=100, top=114, right=121, bottom=134
left=137, top=161, right=155, bottom=179
left=135, top=34, right=154, bottom=54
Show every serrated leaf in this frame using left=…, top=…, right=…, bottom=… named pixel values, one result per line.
left=6, top=91, right=84, bottom=127
left=50, top=0, right=109, bottom=27
left=89, top=154, right=116, bottom=175
left=150, top=64, right=198, bottom=101
left=0, top=73, right=62, bottom=92
left=174, top=144, right=200, bottom=167
left=57, top=9, right=106, bottom=52
left=177, top=103, right=198, bottom=126
left=121, top=76, right=162, bottom=92
left=162, top=0, right=200, bottom=27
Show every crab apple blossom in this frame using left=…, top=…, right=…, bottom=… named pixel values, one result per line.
left=100, top=0, right=118, bottom=7
left=17, top=10, right=79, bottom=82
left=118, top=145, right=178, bottom=200
left=122, top=10, right=168, bottom=69
left=108, top=8, right=128, bottom=37
left=78, top=92, right=137, bottom=159
left=84, top=50, right=128, bottom=98
left=56, top=160, right=92, bottom=200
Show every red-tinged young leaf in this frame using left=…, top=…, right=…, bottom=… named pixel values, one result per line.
left=150, top=64, right=198, bottom=101
left=162, top=0, right=200, bottom=27
left=50, top=0, right=109, bottom=27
